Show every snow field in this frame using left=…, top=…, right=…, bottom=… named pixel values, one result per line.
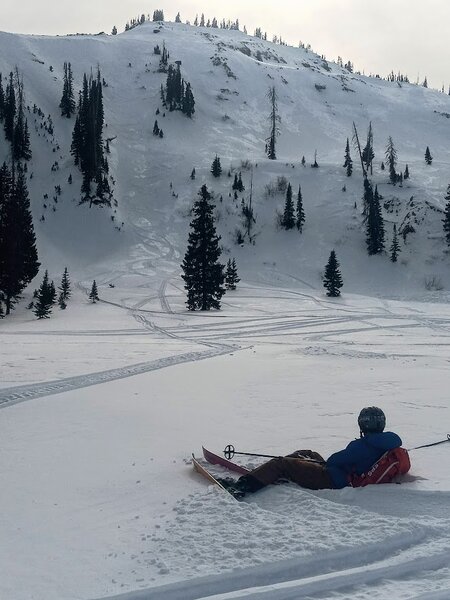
left=1, top=19, right=450, bottom=600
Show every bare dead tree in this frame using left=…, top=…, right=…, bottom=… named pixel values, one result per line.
left=266, top=86, right=280, bottom=160
left=352, top=121, right=367, bottom=179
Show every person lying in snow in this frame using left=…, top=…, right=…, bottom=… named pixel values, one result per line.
left=218, top=407, right=403, bottom=498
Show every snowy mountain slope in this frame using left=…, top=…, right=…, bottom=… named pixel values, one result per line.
left=1, top=21, right=450, bottom=296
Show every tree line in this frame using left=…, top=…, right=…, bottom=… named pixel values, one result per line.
left=0, top=69, right=32, bottom=162
left=0, top=162, right=39, bottom=316
left=70, top=69, right=111, bottom=205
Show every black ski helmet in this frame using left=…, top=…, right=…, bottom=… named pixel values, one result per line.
left=358, top=407, right=386, bottom=434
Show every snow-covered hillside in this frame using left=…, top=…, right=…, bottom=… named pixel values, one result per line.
left=1, top=21, right=450, bottom=296
left=1, top=20, right=450, bottom=600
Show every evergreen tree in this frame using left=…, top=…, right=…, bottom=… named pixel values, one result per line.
left=190, top=168, right=196, bottom=180
left=158, top=42, right=169, bottom=72
left=33, top=270, right=53, bottom=319
left=442, top=184, right=450, bottom=247
left=4, top=72, right=15, bottom=142
left=182, top=82, right=195, bottom=117
left=111, top=26, right=117, bottom=35
left=165, top=63, right=193, bottom=116
left=361, top=122, right=374, bottom=175
left=225, top=258, right=240, bottom=290
left=211, top=155, right=222, bottom=177
left=232, top=173, right=239, bottom=190
left=12, top=71, right=32, bottom=161
left=59, top=267, right=71, bottom=302
left=152, top=10, right=164, bottom=21
left=153, top=120, right=160, bottom=135
left=361, top=177, right=372, bottom=221
left=266, top=86, right=280, bottom=160
left=175, top=12, right=181, bottom=23
left=0, top=73, right=4, bottom=122
left=323, top=250, right=343, bottom=297
left=60, top=62, right=76, bottom=118
left=181, top=184, right=225, bottom=310
left=366, top=185, right=385, bottom=255
left=200, top=13, right=205, bottom=27
left=425, top=146, right=433, bottom=165
left=282, top=183, right=295, bottom=229
left=71, top=94, right=82, bottom=165
left=385, top=136, right=398, bottom=184
left=296, top=185, right=305, bottom=232
left=237, top=172, right=244, bottom=192
left=390, top=224, right=401, bottom=262
left=0, top=164, right=39, bottom=314
left=343, top=137, right=353, bottom=176
left=89, top=280, right=99, bottom=303
left=49, top=280, right=57, bottom=305
left=404, top=164, right=410, bottom=180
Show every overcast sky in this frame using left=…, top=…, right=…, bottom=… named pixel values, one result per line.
left=1, top=0, right=449, bottom=88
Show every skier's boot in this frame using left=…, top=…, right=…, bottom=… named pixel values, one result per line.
left=216, top=477, right=246, bottom=499
left=234, top=474, right=266, bottom=495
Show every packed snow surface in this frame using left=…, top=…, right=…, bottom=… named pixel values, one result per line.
left=1, top=20, right=450, bottom=600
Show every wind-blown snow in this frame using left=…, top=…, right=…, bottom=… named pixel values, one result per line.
left=1, top=20, right=450, bottom=600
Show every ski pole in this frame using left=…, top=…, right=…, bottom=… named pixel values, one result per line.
left=224, top=444, right=278, bottom=460
left=408, top=434, right=450, bottom=451
left=223, top=444, right=325, bottom=463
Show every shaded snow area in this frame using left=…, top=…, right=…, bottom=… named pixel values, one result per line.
left=1, top=19, right=450, bottom=600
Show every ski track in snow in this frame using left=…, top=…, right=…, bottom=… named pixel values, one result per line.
left=95, top=484, right=450, bottom=600
left=0, top=345, right=234, bottom=409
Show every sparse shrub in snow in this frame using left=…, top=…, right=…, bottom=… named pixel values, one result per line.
left=264, top=180, right=279, bottom=198
left=275, top=210, right=284, bottom=229
left=424, top=275, right=444, bottom=291
left=240, top=159, right=252, bottom=170
left=276, top=176, right=288, bottom=192
left=233, top=228, right=245, bottom=245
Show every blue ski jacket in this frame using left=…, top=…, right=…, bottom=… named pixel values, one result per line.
left=326, top=432, right=402, bottom=489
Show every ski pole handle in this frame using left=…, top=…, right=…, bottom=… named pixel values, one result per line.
left=224, top=444, right=235, bottom=459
